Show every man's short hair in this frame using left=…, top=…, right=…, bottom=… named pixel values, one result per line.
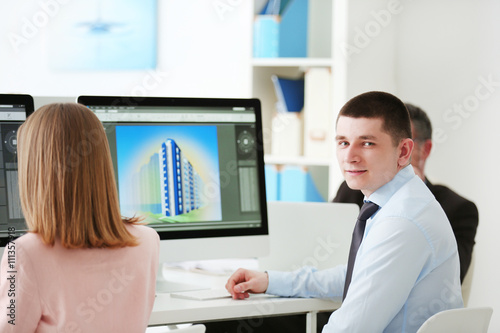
left=405, top=103, right=432, bottom=142
left=337, top=91, right=411, bottom=146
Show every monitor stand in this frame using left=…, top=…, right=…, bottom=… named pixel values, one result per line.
left=155, top=264, right=210, bottom=294
left=155, top=259, right=257, bottom=294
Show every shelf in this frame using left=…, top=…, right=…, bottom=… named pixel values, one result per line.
left=264, top=154, right=332, bottom=167
left=252, top=0, right=342, bottom=201
left=252, top=57, right=333, bottom=68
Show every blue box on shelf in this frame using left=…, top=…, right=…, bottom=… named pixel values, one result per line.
left=253, top=0, right=309, bottom=58
left=253, top=15, right=279, bottom=58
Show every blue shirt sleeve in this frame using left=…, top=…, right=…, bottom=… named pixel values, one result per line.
left=267, top=265, right=346, bottom=299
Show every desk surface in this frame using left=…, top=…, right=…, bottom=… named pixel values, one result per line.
left=150, top=293, right=341, bottom=326
left=149, top=268, right=341, bottom=327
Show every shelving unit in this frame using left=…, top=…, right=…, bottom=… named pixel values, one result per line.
left=251, top=0, right=348, bottom=201
left=251, top=58, right=333, bottom=68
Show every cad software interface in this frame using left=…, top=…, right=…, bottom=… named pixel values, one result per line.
left=87, top=104, right=264, bottom=233
left=0, top=104, right=28, bottom=239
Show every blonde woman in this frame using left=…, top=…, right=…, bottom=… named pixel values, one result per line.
left=0, top=103, right=159, bottom=332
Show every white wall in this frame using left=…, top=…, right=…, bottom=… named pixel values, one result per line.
left=394, top=1, right=500, bottom=331
left=344, top=0, right=398, bottom=98
left=0, top=0, right=252, bottom=98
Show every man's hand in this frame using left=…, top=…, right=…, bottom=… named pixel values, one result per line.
left=225, top=268, right=269, bottom=300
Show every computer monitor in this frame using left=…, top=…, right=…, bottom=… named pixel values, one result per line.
left=0, top=94, right=35, bottom=255
left=77, top=96, right=270, bottom=290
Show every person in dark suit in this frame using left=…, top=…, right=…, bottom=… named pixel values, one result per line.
left=333, top=103, right=478, bottom=282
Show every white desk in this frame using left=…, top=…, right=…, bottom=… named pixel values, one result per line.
left=150, top=202, right=357, bottom=332
left=149, top=268, right=341, bottom=333
left=150, top=292, right=340, bottom=333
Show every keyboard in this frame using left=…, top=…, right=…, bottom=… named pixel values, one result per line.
left=170, top=288, right=232, bottom=301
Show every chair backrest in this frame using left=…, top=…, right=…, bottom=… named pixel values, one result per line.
left=416, top=307, right=493, bottom=333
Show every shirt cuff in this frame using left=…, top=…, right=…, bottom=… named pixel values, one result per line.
left=266, top=270, right=294, bottom=296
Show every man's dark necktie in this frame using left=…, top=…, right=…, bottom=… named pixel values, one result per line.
left=342, top=201, right=379, bottom=300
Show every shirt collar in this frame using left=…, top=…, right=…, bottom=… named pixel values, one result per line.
left=364, top=165, right=416, bottom=208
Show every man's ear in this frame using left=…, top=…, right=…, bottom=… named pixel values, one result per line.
left=422, top=139, right=432, bottom=161
left=398, top=138, right=414, bottom=167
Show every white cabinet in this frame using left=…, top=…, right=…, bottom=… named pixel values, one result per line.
left=250, top=0, right=348, bottom=201
left=249, top=0, right=397, bottom=201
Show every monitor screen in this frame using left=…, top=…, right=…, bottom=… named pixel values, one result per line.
left=77, top=96, right=269, bottom=264
left=0, top=94, right=34, bottom=247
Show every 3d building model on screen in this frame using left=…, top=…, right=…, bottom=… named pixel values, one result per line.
left=159, top=139, right=204, bottom=217
left=127, top=139, right=205, bottom=219
left=115, top=125, right=222, bottom=224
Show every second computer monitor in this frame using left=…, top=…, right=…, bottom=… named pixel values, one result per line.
left=0, top=94, right=34, bottom=248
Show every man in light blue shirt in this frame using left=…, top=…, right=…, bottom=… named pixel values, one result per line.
left=226, top=91, right=463, bottom=332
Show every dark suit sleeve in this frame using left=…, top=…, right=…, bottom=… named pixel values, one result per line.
left=429, top=184, right=479, bottom=282
left=445, top=199, right=478, bottom=282
left=332, top=181, right=364, bottom=209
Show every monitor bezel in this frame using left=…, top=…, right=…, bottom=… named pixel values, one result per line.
left=0, top=93, right=35, bottom=247
left=0, top=94, right=35, bottom=114
left=77, top=95, right=269, bottom=242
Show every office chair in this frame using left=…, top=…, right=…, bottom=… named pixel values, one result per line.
left=416, top=307, right=493, bottom=333
left=146, top=324, right=206, bottom=333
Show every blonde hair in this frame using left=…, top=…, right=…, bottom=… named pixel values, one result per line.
left=18, top=103, right=141, bottom=248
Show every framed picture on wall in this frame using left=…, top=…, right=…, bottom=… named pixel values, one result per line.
left=47, top=0, right=157, bottom=71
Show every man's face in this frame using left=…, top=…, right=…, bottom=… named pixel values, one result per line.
left=336, top=116, right=404, bottom=197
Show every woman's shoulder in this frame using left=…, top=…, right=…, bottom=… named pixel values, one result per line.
left=4, top=232, right=54, bottom=263
left=126, top=224, right=159, bottom=242
left=13, top=232, right=45, bottom=249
